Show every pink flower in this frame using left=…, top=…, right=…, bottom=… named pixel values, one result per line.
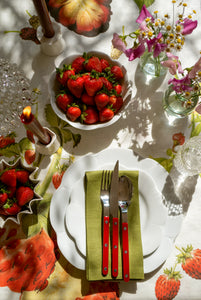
left=136, top=4, right=154, bottom=24
left=112, top=33, right=127, bottom=52
left=188, top=57, right=201, bottom=78
left=147, top=33, right=167, bottom=57
left=161, top=53, right=183, bottom=75
left=181, top=18, right=197, bottom=35
left=168, top=75, right=193, bottom=93
left=125, top=42, right=146, bottom=61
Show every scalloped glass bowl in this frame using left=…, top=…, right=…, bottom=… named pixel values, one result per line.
left=48, top=51, right=131, bottom=130
left=0, top=158, right=42, bottom=227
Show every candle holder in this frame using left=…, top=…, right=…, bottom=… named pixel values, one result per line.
left=35, top=127, right=60, bottom=155
left=38, top=22, right=65, bottom=56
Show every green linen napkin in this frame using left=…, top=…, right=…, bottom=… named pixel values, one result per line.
left=85, top=170, right=144, bottom=281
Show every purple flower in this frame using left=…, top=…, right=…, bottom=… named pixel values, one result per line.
left=161, top=53, right=183, bottom=75
left=181, top=18, right=197, bottom=35
left=168, top=75, right=193, bottom=93
left=188, top=57, right=201, bottom=78
left=136, top=5, right=154, bottom=24
left=112, top=33, right=127, bottom=53
left=147, top=33, right=167, bottom=57
left=125, top=42, right=146, bottom=61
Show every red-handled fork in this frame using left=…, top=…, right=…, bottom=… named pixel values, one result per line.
left=100, top=170, right=111, bottom=276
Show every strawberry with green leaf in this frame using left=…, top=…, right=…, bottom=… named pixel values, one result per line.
left=84, top=75, right=103, bottom=96
left=56, top=92, right=74, bottom=112
left=67, top=105, right=82, bottom=122
left=82, top=107, right=99, bottom=124
left=67, top=75, right=85, bottom=98
left=56, top=64, right=75, bottom=86
left=99, top=107, right=114, bottom=122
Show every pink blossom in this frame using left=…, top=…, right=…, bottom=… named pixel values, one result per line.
left=136, top=5, right=154, bottom=24
left=181, top=18, right=197, bottom=35
left=112, top=33, right=127, bottom=53
left=188, top=57, right=201, bottom=78
left=161, top=53, right=183, bottom=75
left=147, top=33, right=167, bottom=57
left=168, top=75, right=193, bottom=93
left=125, top=42, right=146, bottom=61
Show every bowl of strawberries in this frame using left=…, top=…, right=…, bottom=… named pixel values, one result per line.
left=48, top=51, right=130, bottom=130
left=0, top=158, right=42, bottom=226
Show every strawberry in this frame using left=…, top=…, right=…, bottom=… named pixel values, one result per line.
left=94, top=93, right=110, bottom=111
left=71, top=56, right=85, bottom=73
left=84, top=56, right=102, bottom=73
left=56, top=65, right=75, bottom=86
left=100, top=58, right=110, bottom=70
left=67, top=75, right=85, bottom=98
left=114, top=84, right=122, bottom=94
left=83, top=107, right=99, bottom=124
left=111, top=65, right=124, bottom=80
left=176, top=245, right=201, bottom=279
left=84, top=76, right=103, bottom=96
left=16, top=186, right=34, bottom=206
left=16, top=170, right=29, bottom=184
left=100, top=77, right=113, bottom=91
left=0, top=169, right=16, bottom=187
left=52, top=172, right=64, bottom=189
left=56, top=92, right=73, bottom=112
left=24, top=149, right=36, bottom=165
left=109, top=95, right=117, bottom=105
left=66, top=105, right=81, bottom=122
left=7, top=186, right=16, bottom=198
left=99, top=107, right=114, bottom=122
left=81, top=93, right=95, bottom=106
left=3, top=202, right=21, bottom=215
left=112, top=96, right=123, bottom=113
left=0, top=193, right=8, bottom=206
left=155, top=268, right=181, bottom=300
left=0, top=133, right=15, bottom=148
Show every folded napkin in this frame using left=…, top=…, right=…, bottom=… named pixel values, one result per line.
left=85, top=170, right=144, bottom=281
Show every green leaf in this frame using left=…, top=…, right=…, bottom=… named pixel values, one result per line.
left=19, top=137, right=33, bottom=152
left=0, top=143, right=20, bottom=157
left=61, top=128, right=74, bottom=143
left=133, top=0, right=155, bottom=10
left=45, top=104, right=60, bottom=127
left=72, top=132, right=81, bottom=147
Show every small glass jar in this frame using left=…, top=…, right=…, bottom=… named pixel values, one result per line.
left=140, top=50, right=167, bottom=77
left=163, top=85, right=199, bottom=118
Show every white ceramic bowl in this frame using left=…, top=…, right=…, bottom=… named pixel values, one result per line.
left=48, top=51, right=131, bottom=130
left=0, top=158, right=42, bottom=227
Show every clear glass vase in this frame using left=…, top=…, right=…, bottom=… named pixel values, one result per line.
left=163, top=85, right=199, bottom=118
left=140, top=50, right=167, bottom=77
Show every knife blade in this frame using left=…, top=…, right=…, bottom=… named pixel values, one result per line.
left=110, top=160, right=119, bottom=278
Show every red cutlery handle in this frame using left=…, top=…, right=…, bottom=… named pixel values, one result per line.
left=122, top=222, right=129, bottom=281
left=102, top=216, right=109, bottom=276
left=112, top=217, right=119, bottom=277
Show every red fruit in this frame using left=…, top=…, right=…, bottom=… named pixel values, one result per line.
left=0, top=134, right=15, bottom=148
left=99, top=107, right=114, bottom=122
left=16, top=186, right=34, bottom=207
left=84, top=56, right=102, bottom=73
left=84, top=76, right=103, bottom=96
left=56, top=66, right=75, bottom=86
left=71, top=56, right=85, bottom=73
left=3, top=202, right=21, bottom=215
left=81, top=93, right=95, bottom=106
left=94, top=93, right=110, bottom=111
left=112, top=96, right=123, bottom=113
left=100, top=77, right=113, bottom=91
left=7, top=186, right=16, bottom=198
left=0, top=169, right=16, bottom=187
left=111, top=65, right=124, bottom=80
left=25, top=150, right=36, bottom=165
left=56, top=92, right=73, bottom=112
left=83, top=107, right=99, bottom=124
left=67, top=76, right=85, bottom=98
left=0, top=193, right=8, bottom=206
left=177, top=245, right=201, bottom=279
left=66, top=106, right=82, bottom=122
left=114, top=84, right=122, bottom=94
left=16, top=170, right=29, bottom=184
left=100, top=58, right=110, bottom=70
left=109, top=95, right=117, bottom=105
left=155, top=268, right=181, bottom=300
left=52, top=172, right=64, bottom=189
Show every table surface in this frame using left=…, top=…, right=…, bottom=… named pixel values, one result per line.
left=0, top=0, right=201, bottom=299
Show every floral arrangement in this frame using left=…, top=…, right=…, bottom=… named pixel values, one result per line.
left=111, top=1, right=197, bottom=63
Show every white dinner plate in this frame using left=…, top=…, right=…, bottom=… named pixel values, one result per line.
left=50, top=148, right=183, bottom=273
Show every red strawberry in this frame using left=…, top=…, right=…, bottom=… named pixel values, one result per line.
left=71, top=56, right=85, bottom=73
left=0, top=193, right=8, bottom=206
left=3, top=202, right=21, bottom=215
left=109, top=95, right=117, bottom=106
left=0, top=133, right=15, bottom=148
left=114, top=84, right=122, bottom=94
left=83, top=107, right=99, bottom=124
left=100, top=58, right=110, bottom=70
left=111, top=65, right=124, bottom=80
left=56, top=92, right=73, bottom=112
left=84, top=76, right=103, bottom=96
left=94, top=93, right=110, bottom=111
left=52, top=171, right=64, bottom=189
left=7, top=186, right=16, bottom=198
left=100, top=77, right=113, bottom=91
left=99, top=107, right=114, bottom=122
left=112, top=96, right=123, bottom=113
left=66, top=105, right=81, bottom=122
left=16, top=186, right=34, bottom=206
left=81, top=93, right=95, bottom=106
left=176, top=245, right=201, bottom=279
left=16, top=170, right=29, bottom=184
left=0, top=169, right=16, bottom=187
left=84, top=56, right=102, bottom=72
left=155, top=268, right=181, bottom=300
left=25, top=149, right=36, bottom=165
left=56, top=66, right=75, bottom=86
left=67, top=76, right=85, bottom=98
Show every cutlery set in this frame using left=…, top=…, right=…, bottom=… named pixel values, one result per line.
left=100, top=160, right=133, bottom=282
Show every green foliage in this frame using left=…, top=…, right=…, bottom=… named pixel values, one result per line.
left=133, top=0, right=155, bottom=10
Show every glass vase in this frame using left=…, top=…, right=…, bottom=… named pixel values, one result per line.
left=163, top=85, right=199, bottom=118
left=140, top=50, right=167, bottom=77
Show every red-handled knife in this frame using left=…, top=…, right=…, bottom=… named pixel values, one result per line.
left=110, top=160, right=119, bottom=278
